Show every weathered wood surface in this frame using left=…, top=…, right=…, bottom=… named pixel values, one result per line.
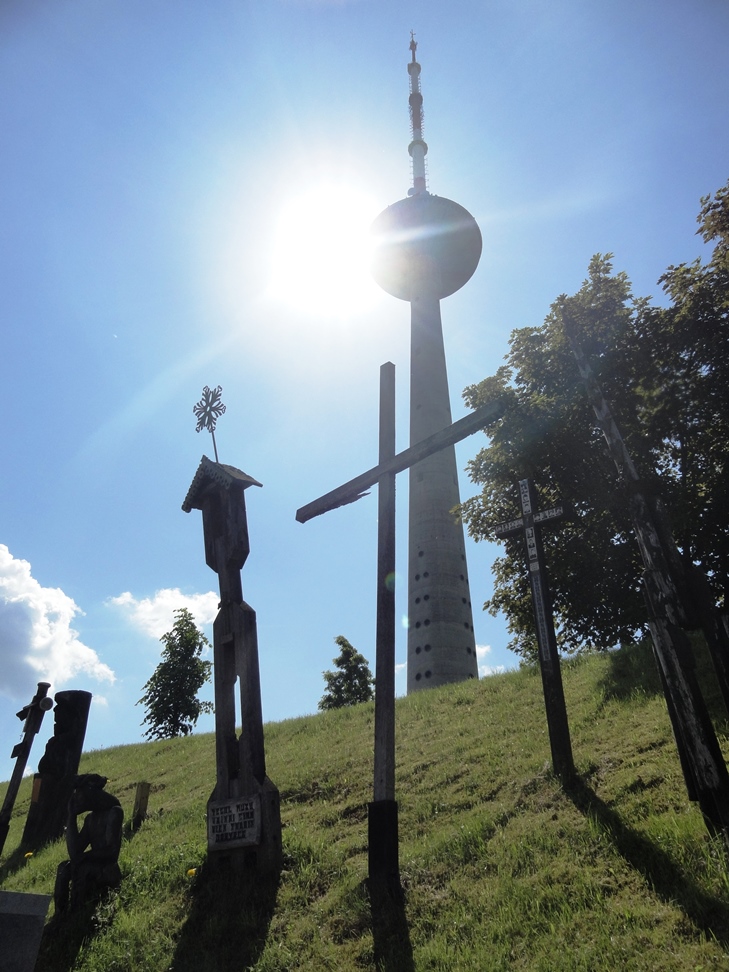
left=0, top=683, right=52, bottom=856
left=374, top=362, right=396, bottom=805
left=494, top=479, right=574, bottom=782
left=184, top=458, right=281, bottom=874
left=131, top=782, right=151, bottom=832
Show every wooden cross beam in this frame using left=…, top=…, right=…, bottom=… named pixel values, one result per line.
left=297, top=371, right=503, bottom=883
left=296, top=398, right=505, bottom=524
left=494, top=478, right=574, bottom=782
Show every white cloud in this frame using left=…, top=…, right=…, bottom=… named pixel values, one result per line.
left=476, top=644, right=505, bottom=678
left=108, top=588, right=219, bottom=640
left=0, top=544, right=115, bottom=700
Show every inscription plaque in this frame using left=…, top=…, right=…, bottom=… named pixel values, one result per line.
left=207, top=794, right=261, bottom=849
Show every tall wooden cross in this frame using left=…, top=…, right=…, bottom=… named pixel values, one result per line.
left=0, top=682, right=53, bottom=855
left=494, top=479, right=575, bottom=782
left=297, top=363, right=503, bottom=883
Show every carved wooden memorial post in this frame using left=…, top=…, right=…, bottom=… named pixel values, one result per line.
left=493, top=480, right=575, bottom=782
left=183, top=388, right=282, bottom=875
left=21, top=690, right=92, bottom=850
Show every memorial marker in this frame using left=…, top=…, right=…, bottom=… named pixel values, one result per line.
left=183, top=388, right=281, bottom=875
left=297, top=369, right=503, bottom=882
left=21, top=690, right=92, bottom=850
left=493, top=479, right=574, bottom=782
left=0, top=682, right=53, bottom=856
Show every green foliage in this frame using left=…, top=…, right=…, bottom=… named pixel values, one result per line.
left=318, top=635, right=374, bottom=710
left=3, top=644, right=729, bottom=971
left=461, top=179, right=729, bottom=659
left=137, top=608, right=213, bottom=740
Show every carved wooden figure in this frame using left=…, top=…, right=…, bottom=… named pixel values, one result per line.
left=53, top=774, right=123, bottom=914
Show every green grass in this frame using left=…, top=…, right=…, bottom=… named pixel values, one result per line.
left=3, top=639, right=729, bottom=971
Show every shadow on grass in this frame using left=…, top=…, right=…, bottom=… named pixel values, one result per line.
left=367, top=877, right=415, bottom=972
left=566, top=776, right=729, bottom=948
left=600, top=636, right=729, bottom=729
left=598, top=639, right=663, bottom=702
left=170, top=861, right=280, bottom=972
left=36, top=898, right=102, bottom=972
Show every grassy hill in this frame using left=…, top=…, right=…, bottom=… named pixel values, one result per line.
left=3, top=640, right=729, bottom=971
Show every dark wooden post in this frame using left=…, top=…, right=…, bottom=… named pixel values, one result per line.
left=494, top=480, right=575, bottom=783
left=21, top=690, right=92, bottom=850
left=369, top=363, right=399, bottom=884
left=183, top=457, right=282, bottom=875
left=0, top=683, right=53, bottom=855
left=564, top=311, right=729, bottom=836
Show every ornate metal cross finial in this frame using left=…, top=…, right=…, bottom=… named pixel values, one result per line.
left=193, top=385, right=226, bottom=463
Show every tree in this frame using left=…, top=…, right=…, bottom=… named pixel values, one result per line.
left=460, top=179, right=729, bottom=660
left=318, top=636, right=374, bottom=710
left=137, top=608, right=214, bottom=739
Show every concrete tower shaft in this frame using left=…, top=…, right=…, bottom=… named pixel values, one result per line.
left=407, top=292, right=478, bottom=690
left=370, top=39, right=481, bottom=692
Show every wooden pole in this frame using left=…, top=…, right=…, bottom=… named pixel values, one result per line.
left=131, top=782, right=151, bottom=832
left=369, top=363, right=399, bottom=885
left=374, top=362, right=397, bottom=803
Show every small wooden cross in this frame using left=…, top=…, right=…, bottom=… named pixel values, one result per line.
left=494, top=479, right=574, bottom=782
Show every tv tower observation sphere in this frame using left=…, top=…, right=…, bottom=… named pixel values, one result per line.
left=370, top=193, right=482, bottom=301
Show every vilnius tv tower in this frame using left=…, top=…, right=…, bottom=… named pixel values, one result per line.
left=370, top=36, right=482, bottom=692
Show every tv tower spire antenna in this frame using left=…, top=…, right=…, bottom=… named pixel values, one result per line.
left=407, top=32, right=427, bottom=195
left=370, top=38, right=483, bottom=692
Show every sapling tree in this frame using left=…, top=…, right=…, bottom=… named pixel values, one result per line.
left=138, top=608, right=214, bottom=739
left=318, top=636, right=374, bottom=710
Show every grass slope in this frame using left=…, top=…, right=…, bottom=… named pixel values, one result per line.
left=3, top=641, right=729, bottom=971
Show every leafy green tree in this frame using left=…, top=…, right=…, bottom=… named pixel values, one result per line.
left=635, top=181, right=729, bottom=606
left=318, top=636, right=374, bottom=710
left=460, top=179, right=729, bottom=660
left=138, top=608, right=214, bottom=739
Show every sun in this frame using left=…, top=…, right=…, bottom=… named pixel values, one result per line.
left=266, top=184, right=383, bottom=318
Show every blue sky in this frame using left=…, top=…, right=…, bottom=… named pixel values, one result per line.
left=2, top=0, right=728, bottom=783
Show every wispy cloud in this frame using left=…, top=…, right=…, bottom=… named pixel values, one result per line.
left=476, top=644, right=505, bottom=678
left=0, top=544, right=115, bottom=700
left=108, top=588, right=219, bottom=640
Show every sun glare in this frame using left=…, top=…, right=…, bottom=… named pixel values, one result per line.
left=267, top=185, right=382, bottom=318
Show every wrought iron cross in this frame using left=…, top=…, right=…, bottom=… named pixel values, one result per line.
left=193, top=385, right=226, bottom=463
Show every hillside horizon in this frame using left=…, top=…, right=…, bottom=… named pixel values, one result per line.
left=3, top=640, right=729, bottom=971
